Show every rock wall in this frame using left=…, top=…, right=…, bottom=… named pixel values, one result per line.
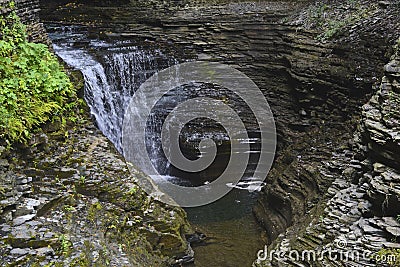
left=0, top=0, right=49, bottom=43
left=357, top=42, right=400, bottom=218
left=252, top=3, right=400, bottom=266
left=253, top=0, right=400, bottom=241
left=255, top=38, right=400, bottom=267
left=0, top=1, right=196, bottom=265
left=0, top=114, right=195, bottom=266
left=37, top=0, right=400, bottom=266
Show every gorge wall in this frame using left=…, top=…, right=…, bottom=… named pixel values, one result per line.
left=255, top=39, right=400, bottom=267
left=7, top=0, right=399, bottom=266
left=39, top=0, right=400, bottom=242
left=0, top=0, right=49, bottom=43
left=0, top=1, right=196, bottom=266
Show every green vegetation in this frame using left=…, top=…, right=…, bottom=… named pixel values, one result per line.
left=306, top=0, right=376, bottom=41
left=375, top=248, right=400, bottom=266
left=58, top=234, right=72, bottom=255
left=0, top=2, right=76, bottom=144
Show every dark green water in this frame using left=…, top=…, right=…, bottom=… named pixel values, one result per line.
left=186, top=189, right=266, bottom=267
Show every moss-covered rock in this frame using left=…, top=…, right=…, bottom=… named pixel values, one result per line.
left=0, top=105, right=194, bottom=266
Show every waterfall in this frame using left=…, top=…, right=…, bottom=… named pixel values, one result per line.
left=53, top=44, right=177, bottom=152
left=52, top=39, right=265, bottom=188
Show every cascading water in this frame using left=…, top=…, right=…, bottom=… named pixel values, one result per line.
left=49, top=26, right=267, bottom=267
left=53, top=42, right=177, bottom=153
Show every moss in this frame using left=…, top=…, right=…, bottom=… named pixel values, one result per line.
left=0, top=5, right=77, bottom=144
left=87, top=201, right=103, bottom=223
left=302, top=0, right=378, bottom=41
left=375, top=248, right=400, bottom=266
left=1, top=94, right=192, bottom=266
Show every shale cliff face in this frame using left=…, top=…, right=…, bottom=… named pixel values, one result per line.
left=255, top=39, right=400, bottom=267
left=0, top=0, right=49, bottom=43
left=0, top=118, right=195, bottom=266
left=253, top=0, right=400, bottom=243
left=28, top=0, right=400, bottom=266
left=0, top=1, right=195, bottom=266
left=357, top=43, right=400, bottom=220
left=252, top=3, right=400, bottom=267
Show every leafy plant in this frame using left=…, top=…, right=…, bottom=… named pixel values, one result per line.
left=375, top=248, right=400, bottom=266
left=305, top=0, right=375, bottom=41
left=58, top=234, right=72, bottom=255
left=317, top=19, right=347, bottom=40
left=0, top=3, right=76, bottom=144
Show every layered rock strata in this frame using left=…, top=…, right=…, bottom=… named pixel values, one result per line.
left=254, top=39, right=400, bottom=267
left=0, top=115, right=195, bottom=266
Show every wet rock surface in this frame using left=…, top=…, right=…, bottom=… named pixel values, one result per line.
left=38, top=0, right=399, bottom=149
left=20, top=0, right=400, bottom=265
left=254, top=41, right=400, bottom=266
left=0, top=0, right=50, bottom=44
left=0, top=116, right=194, bottom=266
